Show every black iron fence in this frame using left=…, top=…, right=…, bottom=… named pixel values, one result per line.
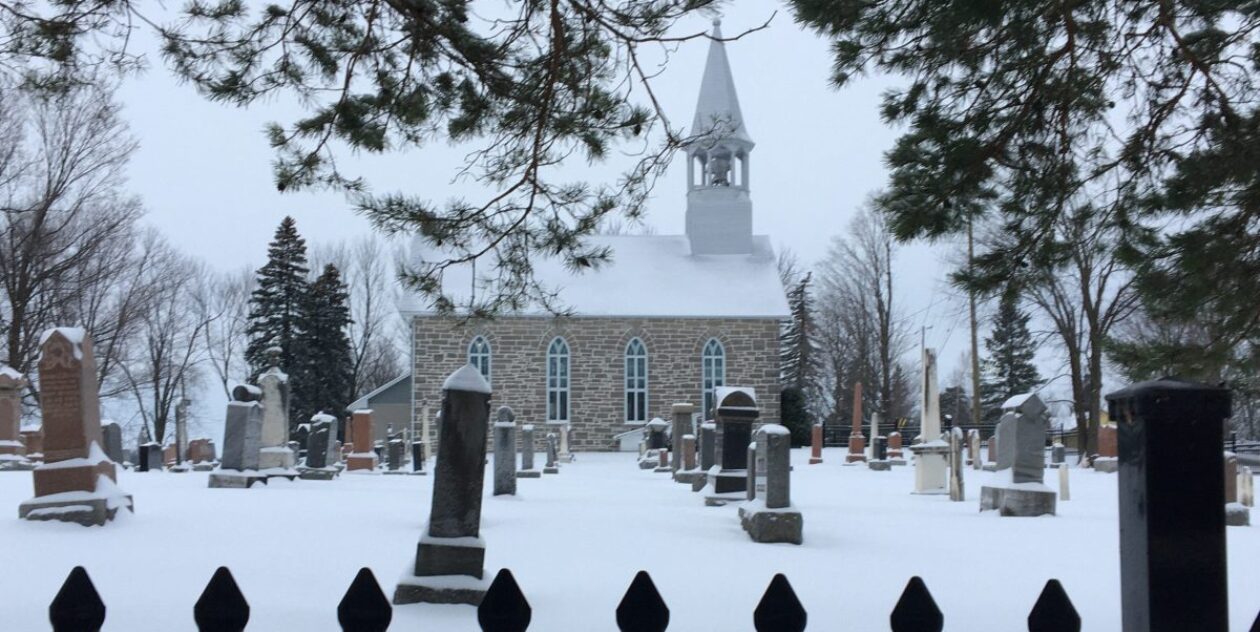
left=46, top=564, right=1097, bottom=632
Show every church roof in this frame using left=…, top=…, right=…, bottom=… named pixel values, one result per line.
left=398, top=233, right=790, bottom=319
left=691, top=20, right=751, bottom=144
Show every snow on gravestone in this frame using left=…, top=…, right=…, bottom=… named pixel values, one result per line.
left=394, top=364, right=493, bottom=606
left=493, top=406, right=516, bottom=496
left=257, top=347, right=294, bottom=470
left=0, top=365, right=28, bottom=463
left=19, top=328, right=132, bottom=526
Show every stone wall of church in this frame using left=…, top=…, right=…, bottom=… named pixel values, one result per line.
left=410, top=315, right=782, bottom=451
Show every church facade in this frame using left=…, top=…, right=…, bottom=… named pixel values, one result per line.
left=399, top=23, right=789, bottom=450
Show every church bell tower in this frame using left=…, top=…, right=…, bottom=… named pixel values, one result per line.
left=685, top=19, right=755, bottom=256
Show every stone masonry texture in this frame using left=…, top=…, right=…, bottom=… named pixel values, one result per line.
left=411, top=316, right=782, bottom=451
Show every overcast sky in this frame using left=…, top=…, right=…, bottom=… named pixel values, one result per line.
left=104, top=4, right=1059, bottom=435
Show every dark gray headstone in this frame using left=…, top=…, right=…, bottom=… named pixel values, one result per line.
left=708, top=389, right=758, bottom=495
left=671, top=404, right=694, bottom=471
left=994, top=412, right=1017, bottom=470
left=520, top=425, right=536, bottom=471
left=949, top=426, right=965, bottom=501
left=306, top=422, right=330, bottom=469
left=493, top=413, right=516, bottom=496
left=699, top=422, right=716, bottom=470
left=762, top=426, right=791, bottom=509
left=1011, top=394, right=1049, bottom=485
left=646, top=418, right=668, bottom=450
left=388, top=440, right=405, bottom=471
left=412, top=441, right=425, bottom=472
left=545, top=433, right=558, bottom=468
left=221, top=401, right=263, bottom=471
left=746, top=442, right=758, bottom=502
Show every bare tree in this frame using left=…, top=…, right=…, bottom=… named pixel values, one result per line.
left=196, top=267, right=253, bottom=398
left=118, top=232, right=211, bottom=442
left=0, top=80, right=141, bottom=400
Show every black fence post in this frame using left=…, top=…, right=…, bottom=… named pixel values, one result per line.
left=49, top=566, right=105, bottom=632
left=753, top=574, right=806, bottom=632
left=194, top=566, right=250, bottom=632
left=478, top=568, right=531, bottom=632
left=1028, top=579, right=1080, bottom=632
left=1106, top=378, right=1231, bottom=632
left=890, top=576, right=942, bottom=632
left=337, top=568, right=392, bottom=632
left=616, top=571, right=669, bottom=632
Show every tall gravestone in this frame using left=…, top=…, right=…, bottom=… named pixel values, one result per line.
left=739, top=424, right=802, bottom=544
left=20, top=328, right=132, bottom=525
left=101, top=422, right=123, bottom=465
left=0, top=365, right=31, bottom=469
left=210, top=385, right=266, bottom=488
left=299, top=412, right=338, bottom=480
left=693, top=421, right=717, bottom=492
left=394, top=365, right=493, bottom=605
left=346, top=410, right=378, bottom=471
left=846, top=382, right=867, bottom=463
left=980, top=392, right=1056, bottom=516
left=411, top=440, right=427, bottom=474
left=174, top=397, right=191, bottom=467
left=673, top=403, right=703, bottom=485
left=493, top=406, right=517, bottom=496
left=670, top=403, right=693, bottom=474
left=557, top=421, right=574, bottom=463
left=948, top=426, right=965, bottom=502
left=517, top=424, right=540, bottom=478
left=543, top=433, right=560, bottom=474
left=968, top=429, right=982, bottom=471
left=257, top=347, right=294, bottom=470
left=705, top=387, right=759, bottom=505
left=909, top=348, right=949, bottom=494
left=1107, top=378, right=1230, bottom=632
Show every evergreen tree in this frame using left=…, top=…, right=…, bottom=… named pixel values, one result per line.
left=295, top=264, right=354, bottom=428
left=779, top=387, right=811, bottom=448
left=781, top=272, right=820, bottom=396
left=246, top=217, right=311, bottom=420
left=980, top=290, right=1042, bottom=424
left=939, top=386, right=973, bottom=429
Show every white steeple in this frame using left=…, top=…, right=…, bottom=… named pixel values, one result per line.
left=685, top=19, right=755, bottom=256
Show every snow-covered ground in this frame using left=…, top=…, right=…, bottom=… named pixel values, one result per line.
left=0, top=449, right=1257, bottom=631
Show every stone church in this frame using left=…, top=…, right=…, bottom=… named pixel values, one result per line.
left=389, top=22, right=789, bottom=451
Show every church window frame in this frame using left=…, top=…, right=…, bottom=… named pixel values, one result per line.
left=467, top=336, right=492, bottom=386
left=701, top=338, right=726, bottom=418
left=624, top=338, right=648, bottom=423
left=546, top=337, right=571, bottom=423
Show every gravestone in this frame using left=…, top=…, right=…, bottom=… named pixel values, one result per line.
left=517, top=424, right=540, bottom=478
left=968, top=429, right=981, bottom=471
left=1059, top=463, right=1071, bottom=501
left=694, top=421, right=717, bottom=491
left=1224, top=453, right=1238, bottom=504
left=670, top=403, right=692, bottom=472
left=210, top=385, right=267, bottom=488
left=0, top=365, right=32, bottom=470
left=1107, top=378, right=1231, bottom=630
left=887, top=431, right=905, bottom=464
left=19, top=328, right=132, bottom=525
left=948, top=427, right=965, bottom=502
left=809, top=423, right=823, bottom=465
left=557, top=421, right=574, bottom=463
left=394, top=365, right=493, bottom=605
left=705, top=387, right=759, bottom=505
left=869, top=436, right=891, bottom=471
left=846, top=382, right=866, bottom=463
left=101, top=422, right=123, bottom=465
left=298, top=413, right=338, bottom=480
left=493, top=406, right=516, bottom=496
left=346, top=410, right=378, bottom=472
left=993, top=412, right=1017, bottom=471
left=19, top=428, right=42, bottom=461
left=174, top=397, right=190, bottom=467
left=909, top=349, right=949, bottom=494
left=387, top=440, right=406, bottom=472
left=739, top=424, right=802, bottom=544
left=1095, top=424, right=1119, bottom=473
left=1051, top=443, right=1065, bottom=465
left=674, top=421, right=703, bottom=485
left=869, top=411, right=882, bottom=460
left=544, top=433, right=560, bottom=474
left=980, top=392, right=1056, bottom=516
left=745, top=442, right=758, bottom=501
left=411, top=441, right=427, bottom=474
left=640, top=418, right=668, bottom=470
left=256, top=347, right=295, bottom=471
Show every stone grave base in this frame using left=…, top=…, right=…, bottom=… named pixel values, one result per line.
left=191, top=462, right=217, bottom=472
left=738, top=502, right=803, bottom=545
left=261, top=468, right=299, bottom=482
left=708, top=470, right=747, bottom=495
left=651, top=465, right=670, bottom=474
left=393, top=573, right=490, bottom=606
left=346, top=453, right=379, bottom=472
left=889, top=458, right=907, bottom=466
left=808, top=457, right=823, bottom=465
left=298, top=466, right=339, bottom=481
left=19, top=477, right=134, bottom=527
left=516, top=469, right=541, bottom=479
left=1226, top=503, right=1251, bottom=527
left=673, top=469, right=704, bottom=485
left=559, top=454, right=575, bottom=463
left=868, top=460, right=892, bottom=471
left=982, top=463, right=1000, bottom=472
left=544, top=465, right=560, bottom=474
left=208, top=471, right=269, bottom=489
left=844, top=454, right=867, bottom=464
left=0, top=455, right=35, bottom=471
left=980, top=484, right=1057, bottom=517
left=705, top=491, right=746, bottom=507
left=168, top=464, right=191, bottom=473
left=1093, top=457, right=1119, bottom=473
left=258, top=447, right=296, bottom=470
left=384, top=468, right=426, bottom=476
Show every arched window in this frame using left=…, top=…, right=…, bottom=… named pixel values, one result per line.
left=625, top=338, right=648, bottom=423
left=546, top=337, right=570, bottom=422
left=701, top=338, right=725, bottom=418
left=467, top=336, right=491, bottom=386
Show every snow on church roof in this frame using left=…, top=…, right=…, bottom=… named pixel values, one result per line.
left=397, top=234, right=790, bottom=319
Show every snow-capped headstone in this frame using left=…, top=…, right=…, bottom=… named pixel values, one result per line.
left=993, top=413, right=1016, bottom=471
left=346, top=410, right=378, bottom=471
left=809, top=422, right=823, bottom=465
left=846, top=381, right=866, bottom=463
left=557, top=421, right=574, bottom=463
left=1095, top=423, right=1118, bottom=473
left=699, top=422, right=716, bottom=471
left=305, top=423, right=330, bottom=469
left=739, top=424, right=802, bottom=544
left=411, top=440, right=427, bottom=474
left=980, top=393, right=1056, bottom=516
left=745, top=442, right=758, bottom=501
left=493, top=406, right=516, bottom=496
left=968, top=429, right=981, bottom=470
left=394, top=364, right=493, bottom=605
left=705, top=387, right=758, bottom=505
left=670, top=403, right=693, bottom=472
left=544, top=433, right=560, bottom=474
left=257, top=347, right=294, bottom=470
left=910, top=349, right=949, bottom=494
left=210, top=385, right=266, bottom=488
left=0, top=365, right=31, bottom=469
left=640, top=417, right=668, bottom=470
left=20, top=328, right=132, bottom=525
left=517, top=424, right=540, bottom=478
left=299, top=413, right=339, bottom=480
left=887, top=431, right=904, bottom=464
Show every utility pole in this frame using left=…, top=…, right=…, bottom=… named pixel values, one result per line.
left=968, top=218, right=982, bottom=430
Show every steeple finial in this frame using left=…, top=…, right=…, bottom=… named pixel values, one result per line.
left=692, top=17, right=750, bottom=144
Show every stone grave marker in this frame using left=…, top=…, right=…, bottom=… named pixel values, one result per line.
left=493, top=406, right=516, bottom=496
left=544, top=433, right=560, bottom=474
left=739, top=424, right=802, bottom=544
left=705, top=387, right=758, bottom=505
left=846, top=382, right=867, bottom=463
left=948, top=426, right=965, bottom=501
left=910, top=348, right=949, bottom=494
left=980, top=392, right=1056, bottom=516
left=210, top=385, right=267, bottom=488
left=0, top=365, right=32, bottom=470
left=517, top=424, right=540, bottom=478
left=346, top=410, right=379, bottom=472
left=640, top=417, right=668, bottom=469
left=257, top=347, right=295, bottom=471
